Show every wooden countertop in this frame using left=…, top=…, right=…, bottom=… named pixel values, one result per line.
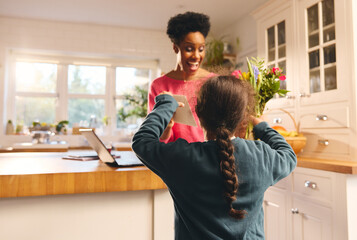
left=297, top=157, right=357, bottom=174
left=0, top=151, right=166, bottom=198
left=1, top=151, right=357, bottom=198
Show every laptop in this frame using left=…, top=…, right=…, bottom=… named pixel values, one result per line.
left=79, top=128, right=143, bottom=167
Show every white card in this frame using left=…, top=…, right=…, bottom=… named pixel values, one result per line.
left=172, top=95, right=197, bottom=127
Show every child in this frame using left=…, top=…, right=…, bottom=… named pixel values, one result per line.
left=132, top=75, right=297, bottom=239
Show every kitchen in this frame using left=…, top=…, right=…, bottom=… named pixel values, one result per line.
left=0, top=0, right=357, bottom=239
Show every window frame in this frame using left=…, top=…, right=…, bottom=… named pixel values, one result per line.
left=7, top=51, right=158, bottom=136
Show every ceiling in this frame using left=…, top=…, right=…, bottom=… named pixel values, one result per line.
left=0, top=0, right=268, bottom=34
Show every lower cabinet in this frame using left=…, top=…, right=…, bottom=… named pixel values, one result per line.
left=264, top=167, right=357, bottom=240
left=291, top=198, right=332, bottom=240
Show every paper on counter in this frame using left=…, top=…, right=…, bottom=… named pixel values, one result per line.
left=172, top=95, right=197, bottom=127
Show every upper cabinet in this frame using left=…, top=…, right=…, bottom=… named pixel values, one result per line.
left=253, top=0, right=356, bottom=161
left=297, top=0, right=351, bottom=106
left=254, top=1, right=296, bottom=110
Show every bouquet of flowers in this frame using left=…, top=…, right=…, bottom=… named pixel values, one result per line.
left=232, top=57, right=288, bottom=117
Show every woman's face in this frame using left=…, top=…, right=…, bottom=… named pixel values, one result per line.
left=175, top=32, right=206, bottom=75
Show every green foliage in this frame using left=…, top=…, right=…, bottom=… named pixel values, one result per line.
left=118, top=86, right=148, bottom=122
left=55, top=120, right=69, bottom=133
left=203, top=37, right=224, bottom=67
left=247, top=57, right=289, bottom=116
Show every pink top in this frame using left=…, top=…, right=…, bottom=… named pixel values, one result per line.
left=148, top=73, right=216, bottom=143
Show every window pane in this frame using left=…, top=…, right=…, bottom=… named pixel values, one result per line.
left=325, top=66, right=337, bottom=90
left=68, top=98, right=105, bottom=127
left=324, top=44, right=336, bottom=65
left=277, top=21, right=285, bottom=45
left=68, top=65, right=106, bottom=94
left=308, top=4, right=319, bottom=32
left=267, top=26, right=275, bottom=61
left=322, top=0, right=335, bottom=27
left=16, top=62, right=57, bottom=93
left=308, top=4, right=319, bottom=48
left=116, top=67, right=150, bottom=95
left=310, top=69, right=321, bottom=93
left=309, top=50, right=320, bottom=69
left=116, top=99, right=143, bottom=129
left=16, top=96, right=56, bottom=127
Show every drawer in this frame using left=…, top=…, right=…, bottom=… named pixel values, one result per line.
left=300, top=105, right=349, bottom=129
left=293, top=171, right=332, bottom=203
left=264, top=111, right=296, bottom=131
left=302, top=132, right=350, bottom=155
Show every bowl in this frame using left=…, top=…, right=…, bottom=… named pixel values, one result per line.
left=284, top=136, right=307, bottom=155
left=31, top=130, right=54, bottom=144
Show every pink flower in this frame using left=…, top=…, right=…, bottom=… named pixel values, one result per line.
left=279, top=75, right=286, bottom=81
left=272, top=67, right=281, bottom=74
left=231, top=70, right=242, bottom=79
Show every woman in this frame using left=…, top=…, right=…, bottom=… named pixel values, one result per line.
left=148, top=11, right=215, bottom=142
left=133, top=75, right=297, bottom=239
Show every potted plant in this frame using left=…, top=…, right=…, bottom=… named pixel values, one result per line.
left=118, top=85, right=148, bottom=125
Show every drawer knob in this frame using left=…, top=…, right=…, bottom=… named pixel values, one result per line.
left=304, top=180, right=317, bottom=189
left=285, top=95, right=296, bottom=99
left=318, top=139, right=329, bottom=146
left=316, top=115, right=328, bottom=121
left=299, top=93, right=311, bottom=98
left=273, top=118, right=282, bottom=124
left=291, top=208, right=299, bottom=214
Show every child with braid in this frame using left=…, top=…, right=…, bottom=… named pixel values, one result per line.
left=132, top=75, right=297, bottom=240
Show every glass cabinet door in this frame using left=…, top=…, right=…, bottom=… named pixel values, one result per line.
left=307, top=0, right=336, bottom=94
left=267, top=21, right=287, bottom=98
left=298, top=0, right=348, bottom=106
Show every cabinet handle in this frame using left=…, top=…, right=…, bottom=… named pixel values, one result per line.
left=291, top=208, right=299, bottom=214
left=285, top=95, right=296, bottom=99
left=318, top=139, right=329, bottom=146
left=264, top=200, right=279, bottom=207
left=273, top=118, right=282, bottom=124
left=304, top=180, right=317, bottom=189
left=316, top=115, right=328, bottom=121
left=299, top=93, right=311, bottom=98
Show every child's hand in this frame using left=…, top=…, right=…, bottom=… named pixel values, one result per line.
left=159, top=91, right=185, bottom=107
left=158, top=91, right=184, bottom=140
left=250, top=115, right=266, bottom=126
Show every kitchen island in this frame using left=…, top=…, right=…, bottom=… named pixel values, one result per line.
left=0, top=151, right=173, bottom=240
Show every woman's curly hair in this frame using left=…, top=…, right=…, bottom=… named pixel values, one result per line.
left=166, top=11, right=210, bottom=44
left=196, top=75, right=255, bottom=219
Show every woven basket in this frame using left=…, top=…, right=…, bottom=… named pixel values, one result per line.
left=266, top=108, right=306, bottom=155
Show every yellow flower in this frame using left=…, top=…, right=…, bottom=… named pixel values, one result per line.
left=41, top=122, right=47, bottom=127
left=242, top=72, right=250, bottom=80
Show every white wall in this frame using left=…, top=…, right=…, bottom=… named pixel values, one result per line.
left=217, top=14, right=258, bottom=71
left=0, top=16, right=176, bottom=146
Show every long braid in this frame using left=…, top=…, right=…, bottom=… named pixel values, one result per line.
left=216, top=127, right=246, bottom=219
left=196, top=75, right=255, bottom=220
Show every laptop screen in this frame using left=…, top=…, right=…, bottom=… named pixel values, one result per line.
left=79, top=128, right=116, bottom=164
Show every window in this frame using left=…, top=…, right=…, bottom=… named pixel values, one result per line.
left=8, top=52, right=157, bottom=135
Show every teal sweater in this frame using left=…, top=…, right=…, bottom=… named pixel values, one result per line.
left=132, top=95, right=297, bottom=240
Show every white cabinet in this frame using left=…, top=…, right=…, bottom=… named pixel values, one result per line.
left=264, top=167, right=357, bottom=240
left=253, top=0, right=356, bottom=161
left=264, top=178, right=290, bottom=240
left=291, top=198, right=332, bottom=240
left=254, top=0, right=296, bottom=110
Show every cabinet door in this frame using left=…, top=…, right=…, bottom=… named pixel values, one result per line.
left=264, top=188, right=289, bottom=240
left=297, top=0, right=350, bottom=106
left=256, top=3, right=296, bottom=110
left=291, top=198, right=332, bottom=240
